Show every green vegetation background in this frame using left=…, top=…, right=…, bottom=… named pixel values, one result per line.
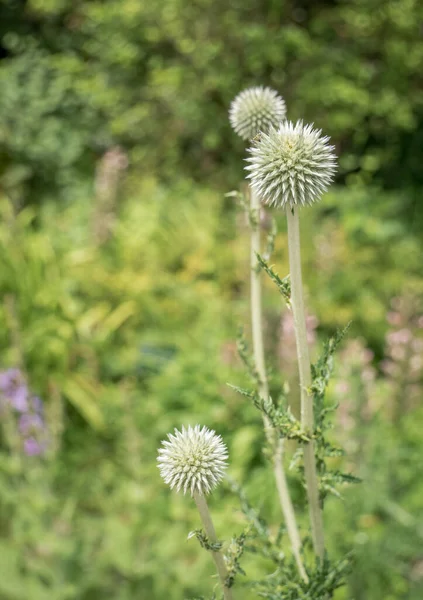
left=0, top=0, right=422, bottom=598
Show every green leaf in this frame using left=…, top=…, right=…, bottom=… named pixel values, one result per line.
left=62, top=375, right=105, bottom=430
left=256, top=253, right=291, bottom=306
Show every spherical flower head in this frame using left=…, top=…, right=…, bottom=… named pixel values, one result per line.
left=229, top=86, right=286, bottom=141
left=157, top=425, right=228, bottom=496
left=246, top=120, right=337, bottom=209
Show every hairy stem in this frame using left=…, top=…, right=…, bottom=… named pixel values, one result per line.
left=250, top=187, right=308, bottom=581
left=286, top=205, right=325, bottom=560
left=193, top=491, right=233, bottom=600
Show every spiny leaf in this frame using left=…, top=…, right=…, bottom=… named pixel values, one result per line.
left=227, top=383, right=258, bottom=401
left=256, top=253, right=291, bottom=306
left=320, top=471, right=362, bottom=498
left=225, top=530, right=249, bottom=588
left=228, top=383, right=311, bottom=443
left=311, top=323, right=351, bottom=426
left=187, top=529, right=222, bottom=552
left=257, top=398, right=312, bottom=443
left=308, top=324, right=361, bottom=503
left=247, top=554, right=352, bottom=599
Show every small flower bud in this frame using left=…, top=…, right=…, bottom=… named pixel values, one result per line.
left=229, top=86, right=286, bottom=141
left=157, top=425, right=228, bottom=496
left=246, top=120, right=337, bottom=208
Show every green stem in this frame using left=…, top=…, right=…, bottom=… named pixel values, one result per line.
left=273, top=440, right=308, bottom=582
left=286, top=205, right=325, bottom=560
left=193, top=491, right=233, bottom=600
left=250, top=187, right=308, bottom=581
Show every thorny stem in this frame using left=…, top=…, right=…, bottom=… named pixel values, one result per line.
left=193, top=491, right=233, bottom=600
left=250, top=187, right=308, bottom=582
left=286, top=206, right=325, bottom=560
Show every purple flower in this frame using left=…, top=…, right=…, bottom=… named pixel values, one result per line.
left=24, top=437, right=45, bottom=456
left=0, top=369, right=48, bottom=457
left=30, top=396, right=44, bottom=414
left=18, top=410, right=48, bottom=457
left=18, top=413, right=44, bottom=435
left=0, top=368, right=29, bottom=412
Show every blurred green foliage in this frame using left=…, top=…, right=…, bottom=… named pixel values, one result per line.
left=0, top=0, right=423, bottom=598
left=1, top=0, right=423, bottom=205
left=0, top=178, right=422, bottom=598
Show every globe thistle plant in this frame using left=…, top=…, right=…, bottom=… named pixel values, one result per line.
left=246, top=120, right=337, bottom=209
left=158, top=424, right=228, bottom=495
left=229, top=88, right=308, bottom=581
left=158, top=425, right=232, bottom=598
left=246, top=119, right=338, bottom=559
left=229, top=86, right=286, bottom=141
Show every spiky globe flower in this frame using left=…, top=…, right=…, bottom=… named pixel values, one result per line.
left=246, top=120, right=337, bottom=209
left=157, top=425, right=228, bottom=495
left=229, top=86, right=286, bottom=141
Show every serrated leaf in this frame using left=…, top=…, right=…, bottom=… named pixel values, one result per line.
left=256, top=253, right=291, bottom=306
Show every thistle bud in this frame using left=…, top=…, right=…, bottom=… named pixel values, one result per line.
left=246, top=121, right=337, bottom=208
left=157, top=425, right=228, bottom=496
left=229, top=86, right=286, bottom=141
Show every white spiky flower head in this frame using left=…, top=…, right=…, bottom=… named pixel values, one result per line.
left=229, top=86, right=286, bottom=141
left=157, top=425, right=228, bottom=496
left=246, top=120, right=337, bottom=209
